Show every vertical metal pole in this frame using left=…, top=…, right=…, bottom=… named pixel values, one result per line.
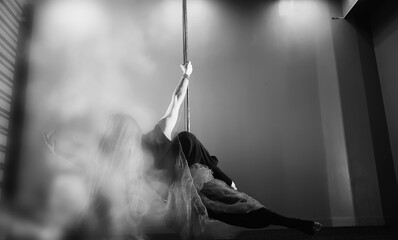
left=182, top=0, right=190, bottom=132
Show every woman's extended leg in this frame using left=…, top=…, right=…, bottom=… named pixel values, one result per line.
left=176, top=132, right=322, bottom=234
left=208, top=208, right=322, bottom=234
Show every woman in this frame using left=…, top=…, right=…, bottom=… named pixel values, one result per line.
left=45, top=62, right=322, bottom=239
left=139, top=62, right=322, bottom=236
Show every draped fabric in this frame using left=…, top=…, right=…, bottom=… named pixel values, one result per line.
left=164, top=140, right=263, bottom=239
left=43, top=115, right=260, bottom=239
left=163, top=140, right=208, bottom=239
left=44, top=115, right=209, bottom=239
left=190, top=164, right=264, bottom=215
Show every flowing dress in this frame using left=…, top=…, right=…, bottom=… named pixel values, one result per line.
left=142, top=127, right=263, bottom=239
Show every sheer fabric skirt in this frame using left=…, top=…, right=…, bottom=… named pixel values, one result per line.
left=165, top=142, right=263, bottom=239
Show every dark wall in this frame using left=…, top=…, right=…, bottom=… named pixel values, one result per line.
left=372, top=0, right=398, bottom=188
left=330, top=13, right=398, bottom=225
left=189, top=0, right=331, bottom=222
left=337, top=0, right=398, bottom=225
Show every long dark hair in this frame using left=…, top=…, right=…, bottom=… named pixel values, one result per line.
left=97, top=113, right=142, bottom=166
left=89, top=113, right=145, bottom=203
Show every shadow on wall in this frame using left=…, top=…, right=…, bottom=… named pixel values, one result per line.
left=371, top=0, right=398, bottom=224
left=330, top=0, right=398, bottom=225
left=372, top=0, right=398, bottom=189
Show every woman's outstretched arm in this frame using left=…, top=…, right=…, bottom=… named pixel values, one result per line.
left=158, top=62, right=192, bottom=140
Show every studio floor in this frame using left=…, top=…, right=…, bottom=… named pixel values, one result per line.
left=148, top=226, right=398, bottom=240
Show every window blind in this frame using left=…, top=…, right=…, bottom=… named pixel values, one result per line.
left=0, top=0, right=25, bottom=199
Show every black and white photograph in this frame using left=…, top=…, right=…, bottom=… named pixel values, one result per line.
left=0, top=0, right=397, bottom=239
